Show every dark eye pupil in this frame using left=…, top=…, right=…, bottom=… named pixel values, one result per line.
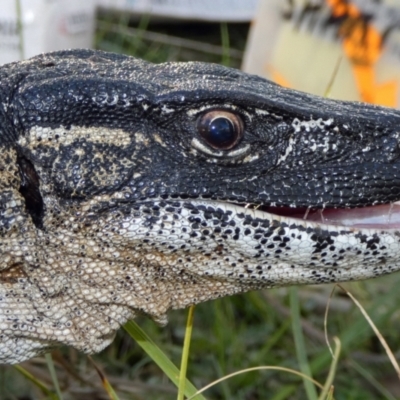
left=208, top=118, right=235, bottom=148
left=197, top=110, right=243, bottom=150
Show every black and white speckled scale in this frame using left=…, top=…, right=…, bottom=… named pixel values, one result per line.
left=1, top=49, right=400, bottom=363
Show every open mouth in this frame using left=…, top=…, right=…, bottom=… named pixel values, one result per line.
left=244, top=202, right=400, bottom=230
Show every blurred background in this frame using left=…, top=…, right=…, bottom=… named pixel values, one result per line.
left=2, top=1, right=400, bottom=399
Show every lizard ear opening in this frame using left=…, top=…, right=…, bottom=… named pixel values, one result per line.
left=17, top=155, right=44, bottom=229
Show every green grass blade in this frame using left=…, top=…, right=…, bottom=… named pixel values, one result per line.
left=15, top=0, right=24, bottom=59
left=220, top=22, right=230, bottom=66
left=349, top=358, right=397, bottom=400
left=323, top=56, right=342, bottom=98
left=103, top=379, right=120, bottom=400
left=89, top=356, right=120, bottom=400
left=318, top=337, right=340, bottom=400
left=290, top=287, right=318, bottom=400
left=187, top=365, right=326, bottom=399
left=269, top=384, right=297, bottom=400
left=311, top=286, right=400, bottom=372
left=14, top=364, right=57, bottom=399
left=128, top=13, right=151, bottom=56
left=124, top=320, right=207, bottom=400
left=45, top=353, right=63, bottom=400
left=178, top=305, right=195, bottom=400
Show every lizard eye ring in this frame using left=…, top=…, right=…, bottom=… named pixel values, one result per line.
left=197, top=110, right=244, bottom=150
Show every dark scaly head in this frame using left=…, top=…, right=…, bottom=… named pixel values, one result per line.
left=1, top=49, right=400, bottom=363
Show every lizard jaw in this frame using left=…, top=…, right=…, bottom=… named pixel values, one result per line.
left=253, top=203, right=400, bottom=230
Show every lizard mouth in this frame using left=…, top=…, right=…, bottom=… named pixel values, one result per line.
left=246, top=203, right=400, bottom=230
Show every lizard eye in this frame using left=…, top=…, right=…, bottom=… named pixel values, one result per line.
left=197, top=110, right=244, bottom=150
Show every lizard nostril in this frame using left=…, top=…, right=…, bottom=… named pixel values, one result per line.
left=17, top=155, right=44, bottom=229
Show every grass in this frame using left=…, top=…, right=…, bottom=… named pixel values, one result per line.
left=6, top=278, right=400, bottom=399
left=2, top=9, right=400, bottom=400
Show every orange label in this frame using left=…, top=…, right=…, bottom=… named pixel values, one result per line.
left=327, top=0, right=396, bottom=106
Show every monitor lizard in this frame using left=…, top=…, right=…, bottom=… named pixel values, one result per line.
left=1, top=49, right=400, bottom=364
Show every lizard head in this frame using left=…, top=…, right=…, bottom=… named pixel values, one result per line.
left=1, top=49, right=400, bottom=363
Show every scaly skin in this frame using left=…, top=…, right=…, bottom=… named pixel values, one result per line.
left=1, top=49, right=400, bottom=363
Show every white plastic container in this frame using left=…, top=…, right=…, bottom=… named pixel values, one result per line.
left=243, top=0, right=400, bottom=108
left=0, top=0, right=96, bottom=64
left=96, top=0, right=257, bottom=22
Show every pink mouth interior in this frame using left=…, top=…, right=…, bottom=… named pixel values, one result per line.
left=265, top=203, right=400, bottom=229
